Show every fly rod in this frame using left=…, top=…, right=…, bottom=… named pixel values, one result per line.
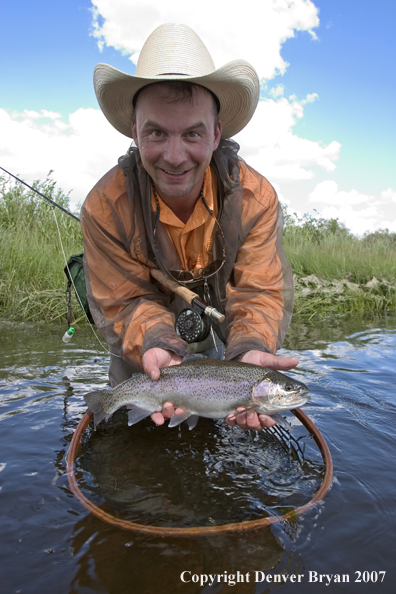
left=0, top=166, right=80, bottom=222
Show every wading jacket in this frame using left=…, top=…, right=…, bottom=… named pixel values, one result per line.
left=81, top=140, right=293, bottom=375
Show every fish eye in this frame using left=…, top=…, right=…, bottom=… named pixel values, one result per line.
left=285, top=385, right=293, bottom=391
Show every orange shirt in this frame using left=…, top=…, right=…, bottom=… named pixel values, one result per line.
left=82, top=157, right=293, bottom=370
left=152, top=167, right=218, bottom=275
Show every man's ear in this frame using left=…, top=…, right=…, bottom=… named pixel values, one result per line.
left=131, top=121, right=138, bottom=147
left=213, top=121, right=222, bottom=151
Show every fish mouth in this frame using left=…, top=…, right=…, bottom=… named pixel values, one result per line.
left=267, top=390, right=310, bottom=410
left=285, top=389, right=310, bottom=404
left=279, top=392, right=310, bottom=408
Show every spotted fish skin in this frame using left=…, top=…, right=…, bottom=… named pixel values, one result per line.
left=84, top=358, right=310, bottom=430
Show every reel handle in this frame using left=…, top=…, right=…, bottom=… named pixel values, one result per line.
left=150, top=268, right=225, bottom=323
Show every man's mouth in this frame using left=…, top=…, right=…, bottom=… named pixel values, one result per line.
left=162, top=169, right=188, bottom=176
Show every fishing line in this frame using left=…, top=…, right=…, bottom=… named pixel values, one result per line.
left=0, top=165, right=120, bottom=357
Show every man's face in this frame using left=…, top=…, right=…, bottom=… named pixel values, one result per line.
left=131, top=84, right=222, bottom=205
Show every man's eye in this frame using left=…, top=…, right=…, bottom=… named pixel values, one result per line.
left=151, top=130, right=163, bottom=137
left=188, top=131, right=199, bottom=138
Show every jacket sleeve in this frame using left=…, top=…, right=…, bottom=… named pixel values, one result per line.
left=81, top=167, right=188, bottom=370
left=224, top=166, right=293, bottom=360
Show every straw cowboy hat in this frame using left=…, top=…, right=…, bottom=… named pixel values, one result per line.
left=94, top=23, right=260, bottom=140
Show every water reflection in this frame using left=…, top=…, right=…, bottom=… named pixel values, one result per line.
left=68, top=517, right=290, bottom=594
left=1, top=314, right=396, bottom=593
left=77, top=413, right=324, bottom=528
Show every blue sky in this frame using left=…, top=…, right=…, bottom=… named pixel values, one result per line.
left=279, top=0, right=396, bottom=196
left=1, top=0, right=395, bottom=235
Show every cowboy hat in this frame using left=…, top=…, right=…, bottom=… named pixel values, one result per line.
left=94, top=23, right=260, bottom=139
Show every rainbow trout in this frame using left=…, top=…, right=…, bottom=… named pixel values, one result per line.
left=84, top=358, right=310, bottom=430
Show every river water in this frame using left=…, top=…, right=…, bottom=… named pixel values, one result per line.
left=1, top=313, right=395, bottom=594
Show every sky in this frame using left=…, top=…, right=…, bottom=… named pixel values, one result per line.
left=1, top=0, right=395, bottom=236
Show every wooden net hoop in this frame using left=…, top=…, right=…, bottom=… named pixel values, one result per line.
left=66, top=408, right=333, bottom=536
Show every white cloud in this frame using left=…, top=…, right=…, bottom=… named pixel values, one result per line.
left=319, top=205, right=396, bottom=236
left=308, top=180, right=372, bottom=206
left=3, top=1, right=393, bottom=240
left=1, top=106, right=391, bottom=237
left=0, top=92, right=340, bottom=213
left=90, top=0, right=319, bottom=80
left=0, top=108, right=130, bottom=209
left=234, top=95, right=341, bottom=181
left=307, top=180, right=396, bottom=235
left=1, top=1, right=322, bottom=210
left=381, top=188, right=396, bottom=203
left=269, top=84, right=285, bottom=99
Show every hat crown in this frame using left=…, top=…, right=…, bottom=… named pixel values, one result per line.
left=135, top=23, right=215, bottom=78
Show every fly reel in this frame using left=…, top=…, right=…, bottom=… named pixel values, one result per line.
left=175, top=308, right=211, bottom=343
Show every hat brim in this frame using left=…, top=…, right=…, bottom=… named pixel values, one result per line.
left=94, top=61, right=260, bottom=140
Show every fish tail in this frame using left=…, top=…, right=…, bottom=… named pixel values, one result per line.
left=84, top=388, right=112, bottom=428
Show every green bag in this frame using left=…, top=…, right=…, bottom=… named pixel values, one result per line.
left=64, top=253, right=94, bottom=325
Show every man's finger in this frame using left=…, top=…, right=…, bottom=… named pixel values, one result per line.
left=246, top=410, right=261, bottom=430
left=143, top=354, right=160, bottom=380
left=258, top=414, right=277, bottom=428
left=162, top=402, right=174, bottom=418
left=150, top=411, right=165, bottom=425
left=270, top=356, right=299, bottom=370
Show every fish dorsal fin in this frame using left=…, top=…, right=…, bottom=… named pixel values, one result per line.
left=129, top=372, right=143, bottom=381
left=182, top=354, right=208, bottom=363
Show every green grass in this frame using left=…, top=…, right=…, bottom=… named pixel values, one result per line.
left=283, top=210, right=396, bottom=316
left=0, top=174, right=83, bottom=322
left=285, top=227, right=395, bottom=282
left=0, top=175, right=395, bottom=322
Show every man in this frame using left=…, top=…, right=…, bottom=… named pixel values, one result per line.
left=82, top=23, right=297, bottom=431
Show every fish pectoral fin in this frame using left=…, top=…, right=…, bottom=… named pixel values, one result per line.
left=127, top=405, right=156, bottom=426
left=229, top=405, right=258, bottom=418
left=186, top=415, right=199, bottom=430
left=168, top=410, right=192, bottom=428
left=270, top=413, right=291, bottom=430
left=229, top=408, right=291, bottom=430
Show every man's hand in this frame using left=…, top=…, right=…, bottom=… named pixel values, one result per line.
left=142, top=347, right=183, bottom=425
left=142, top=347, right=183, bottom=380
left=240, top=350, right=299, bottom=371
left=225, top=350, right=299, bottom=431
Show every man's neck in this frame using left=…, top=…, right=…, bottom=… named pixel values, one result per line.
left=158, top=193, right=200, bottom=224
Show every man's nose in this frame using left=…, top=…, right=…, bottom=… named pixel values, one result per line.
left=163, top=137, right=186, bottom=166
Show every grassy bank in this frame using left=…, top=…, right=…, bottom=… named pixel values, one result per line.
left=0, top=174, right=83, bottom=322
left=283, top=212, right=396, bottom=317
left=0, top=174, right=395, bottom=323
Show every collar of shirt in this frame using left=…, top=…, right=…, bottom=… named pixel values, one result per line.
left=150, top=166, right=218, bottom=233
left=150, top=166, right=218, bottom=273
